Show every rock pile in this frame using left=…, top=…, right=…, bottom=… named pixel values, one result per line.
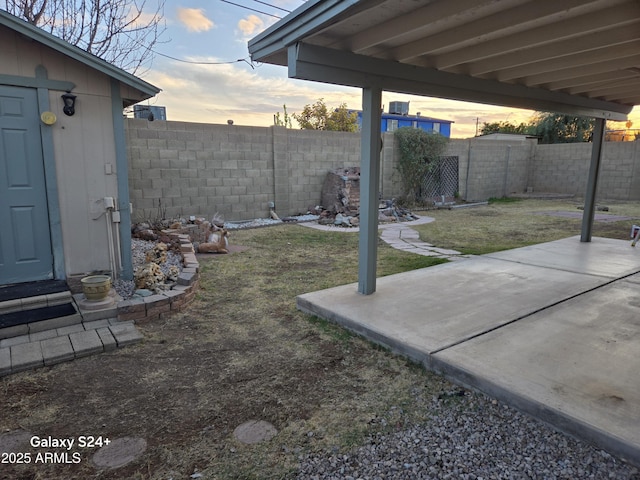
left=315, top=167, right=418, bottom=228
left=310, top=199, right=418, bottom=228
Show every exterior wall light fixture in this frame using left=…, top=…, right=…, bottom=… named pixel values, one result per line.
left=61, top=91, right=77, bottom=116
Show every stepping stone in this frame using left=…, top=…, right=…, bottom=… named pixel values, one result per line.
left=92, top=437, right=147, bottom=469
left=233, top=420, right=278, bottom=444
left=0, top=430, right=32, bottom=453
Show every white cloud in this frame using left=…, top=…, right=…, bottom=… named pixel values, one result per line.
left=143, top=59, right=640, bottom=138
left=176, top=7, right=214, bottom=33
left=143, top=60, right=363, bottom=127
left=237, top=14, right=264, bottom=37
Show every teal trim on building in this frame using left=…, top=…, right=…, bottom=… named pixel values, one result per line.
left=35, top=66, right=66, bottom=281
left=111, top=78, right=134, bottom=280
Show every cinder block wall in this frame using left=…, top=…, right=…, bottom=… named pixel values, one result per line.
left=277, top=127, right=361, bottom=214
left=126, top=118, right=640, bottom=222
left=448, top=139, right=536, bottom=201
left=126, top=119, right=361, bottom=221
left=126, top=119, right=276, bottom=221
left=533, top=141, right=640, bottom=200
left=380, top=135, right=536, bottom=202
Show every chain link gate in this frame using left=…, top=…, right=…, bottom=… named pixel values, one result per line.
left=420, top=156, right=459, bottom=204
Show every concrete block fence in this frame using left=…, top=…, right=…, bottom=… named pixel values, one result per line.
left=126, top=119, right=640, bottom=222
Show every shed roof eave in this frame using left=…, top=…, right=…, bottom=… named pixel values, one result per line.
left=0, top=9, right=160, bottom=99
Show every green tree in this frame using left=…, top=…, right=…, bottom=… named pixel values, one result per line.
left=480, top=121, right=533, bottom=136
left=394, top=127, right=449, bottom=203
left=326, top=103, right=359, bottom=132
left=293, top=99, right=358, bottom=132
left=273, top=104, right=293, bottom=128
left=530, top=112, right=594, bottom=144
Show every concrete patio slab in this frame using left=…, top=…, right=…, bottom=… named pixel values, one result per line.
left=296, top=236, right=640, bottom=467
left=432, top=277, right=640, bottom=466
left=298, top=255, right=612, bottom=355
left=485, top=235, right=640, bottom=278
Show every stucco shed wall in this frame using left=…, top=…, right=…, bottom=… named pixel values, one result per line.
left=1, top=26, right=121, bottom=278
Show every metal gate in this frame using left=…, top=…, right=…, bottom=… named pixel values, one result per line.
left=420, top=156, right=459, bottom=203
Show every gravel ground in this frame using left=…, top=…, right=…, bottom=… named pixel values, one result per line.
left=113, top=238, right=184, bottom=299
left=296, top=389, right=639, bottom=479
left=224, top=214, right=320, bottom=230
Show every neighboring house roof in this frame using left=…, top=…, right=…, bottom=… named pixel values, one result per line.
left=476, top=133, right=539, bottom=141
left=350, top=110, right=453, bottom=123
left=0, top=8, right=160, bottom=105
left=379, top=113, right=452, bottom=124
left=248, top=0, right=639, bottom=120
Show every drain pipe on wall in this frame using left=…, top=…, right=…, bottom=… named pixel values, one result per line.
left=103, top=197, right=118, bottom=281
left=111, top=203, right=123, bottom=273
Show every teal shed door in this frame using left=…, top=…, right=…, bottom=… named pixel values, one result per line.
left=0, top=86, right=54, bottom=284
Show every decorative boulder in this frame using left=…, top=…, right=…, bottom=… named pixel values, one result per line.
left=134, top=262, right=165, bottom=290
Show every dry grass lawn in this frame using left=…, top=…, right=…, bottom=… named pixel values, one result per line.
left=1, top=198, right=638, bottom=479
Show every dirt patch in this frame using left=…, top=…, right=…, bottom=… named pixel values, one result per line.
left=0, top=226, right=449, bottom=479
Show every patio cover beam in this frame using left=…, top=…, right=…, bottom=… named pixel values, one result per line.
left=287, top=43, right=632, bottom=121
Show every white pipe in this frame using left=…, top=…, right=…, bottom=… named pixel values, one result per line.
left=112, top=209, right=122, bottom=273
left=105, top=208, right=117, bottom=281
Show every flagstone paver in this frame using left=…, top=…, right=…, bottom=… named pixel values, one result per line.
left=302, top=216, right=472, bottom=260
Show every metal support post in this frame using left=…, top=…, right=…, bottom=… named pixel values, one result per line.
left=358, top=86, right=382, bottom=295
left=581, top=117, right=606, bottom=242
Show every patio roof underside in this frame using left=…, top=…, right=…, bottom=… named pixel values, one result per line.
left=249, top=0, right=640, bottom=120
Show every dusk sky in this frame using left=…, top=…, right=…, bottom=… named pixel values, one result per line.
left=139, top=1, right=639, bottom=138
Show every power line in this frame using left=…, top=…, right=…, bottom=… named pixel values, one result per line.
left=154, top=51, right=255, bottom=68
left=220, top=0, right=282, bottom=19
left=251, top=0, right=291, bottom=14
left=120, top=29, right=257, bottom=69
